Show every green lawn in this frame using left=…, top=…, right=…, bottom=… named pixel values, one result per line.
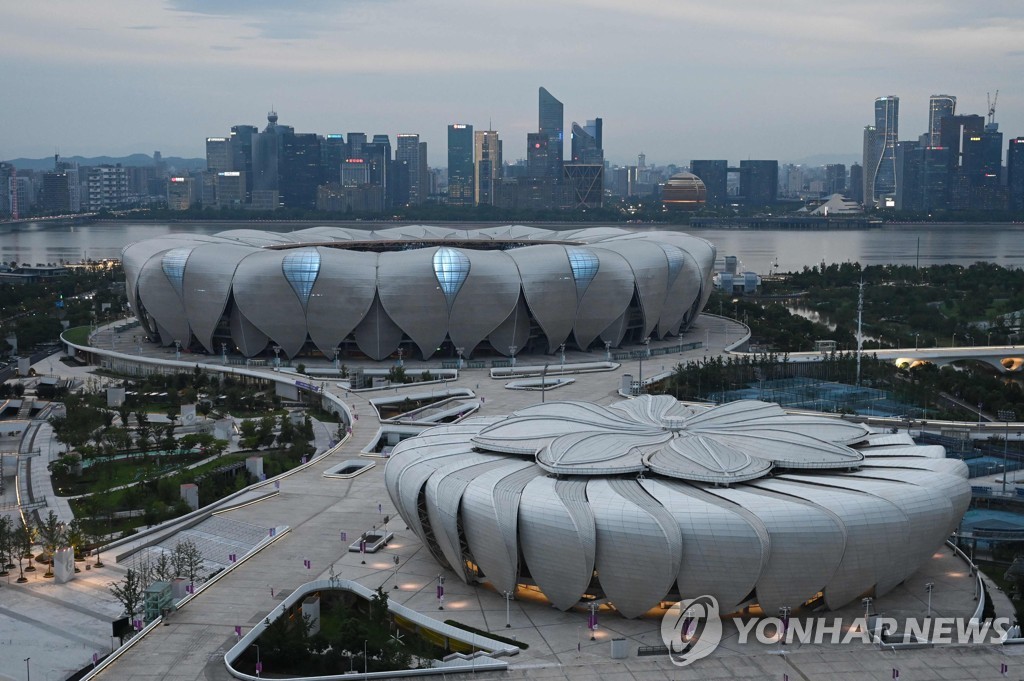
left=61, top=325, right=91, bottom=346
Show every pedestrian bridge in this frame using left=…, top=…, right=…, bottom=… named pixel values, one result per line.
left=774, top=346, right=1024, bottom=373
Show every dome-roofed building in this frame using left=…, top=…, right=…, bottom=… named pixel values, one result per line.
left=385, top=396, right=971, bottom=619
left=662, top=172, right=707, bottom=211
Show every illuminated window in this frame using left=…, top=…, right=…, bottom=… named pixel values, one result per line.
left=567, top=247, right=599, bottom=297
left=659, top=244, right=685, bottom=286
left=161, top=248, right=191, bottom=298
left=433, top=247, right=470, bottom=309
left=282, top=249, right=321, bottom=310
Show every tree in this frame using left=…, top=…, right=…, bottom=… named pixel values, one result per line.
left=36, top=510, right=65, bottom=577
left=65, top=518, right=86, bottom=561
left=153, top=551, right=175, bottom=582
left=0, top=516, right=13, bottom=575
left=109, top=568, right=146, bottom=619
left=15, top=517, right=35, bottom=580
left=172, top=538, right=204, bottom=587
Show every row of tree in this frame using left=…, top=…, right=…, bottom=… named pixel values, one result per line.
left=0, top=510, right=87, bottom=582
left=108, top=538, right=205, bottom=619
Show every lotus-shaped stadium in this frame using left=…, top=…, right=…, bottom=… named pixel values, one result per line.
left=384, top=396, right=971, bottom=618
left=121, top=225, right=716, bottom=361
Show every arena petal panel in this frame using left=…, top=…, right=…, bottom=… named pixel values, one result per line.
left=306, top=248, right=378, bottom=357
left=385, top=396, right=970, bottom=618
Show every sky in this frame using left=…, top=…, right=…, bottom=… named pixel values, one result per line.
left=2, top=0, right=1023, bottom=167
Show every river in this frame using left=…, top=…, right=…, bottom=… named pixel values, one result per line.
left=3, top=220, right=1024, bottom=273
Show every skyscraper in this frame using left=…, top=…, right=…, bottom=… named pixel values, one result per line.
left=538, top=87, right=564, bottom=181
left=928, top=95, right=956, bottom=146
left=278, top=132, right=321, bottom=210
left=1009, top=138, right=1024, bottom=212
left=863, top=96, right=899, bottom=207
left=321, top=134, right=347, bottom=184
left=565, top=120, right=604, bottom=208
left=447, top=124, right=475, bottom=206
left=253, top=111, right=283, bottom=195
left=571, top=119, right=603, bottom=164
left=824, top=164, right=846, bottom=196
left=848, top=164, right=864, bottom=204
left=739, top=160, right=778, bottom=206
left=206, top=137, right=231, bottom=173
left=690, top=160, right=728, bottom=207
left=395, top=134, right=423, bottom=205
left=474, top=129, right=502, bottom=206
left=230, top=124, right=257, bottom=201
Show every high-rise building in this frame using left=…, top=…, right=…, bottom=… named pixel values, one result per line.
left=321, top=134, right=347, bottom=184
left=85, top=165, right=130, bottom=211
left=447, top=124, right=475, bottom=206
left=474, top=129, right=502, bottom=206
left=571, top=119, right=603, bottom=164
left=364, top=135, right=392, bottom=204
left=739, top=160, right=778, bottom=206
left=206, top=137, right=231, bottom=173
left=928, top=95, right=956, bottom=146
left=1009, top=138, right=1024, bottom=212
left=347, top=133, right=367, bottom=159
left=526, top=133, right=549, bottom=179
left=863, top=96, right=899, bottom=207
left=396, top=134, right=425, bottom=205
left=230, top=125, right=257, bottom=200
left=252, top=111, right=283, bottom=197
left=848, top=164, right=863, bottom=204
left=690, top=160, right=728, bottom=207
left=824, top=164, right=846, bottom=196
left=538, top=87, right=564, bottom=181
left=166, top=177, right=196, bottom=210
left=278, top=132, right=321, bottom=210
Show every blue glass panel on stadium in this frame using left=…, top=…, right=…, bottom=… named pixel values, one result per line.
left=161, top=248, right=191, bottom=298
left=433, top=247, right=470, bottom=309
left=659, top=244, right=685, bottom=286
left=566, top=247, right=599, bottom=297
left=282, top=249, right=321, bottom=310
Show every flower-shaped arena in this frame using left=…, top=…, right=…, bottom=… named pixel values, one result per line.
left=385, top=396, right=970, bottom=618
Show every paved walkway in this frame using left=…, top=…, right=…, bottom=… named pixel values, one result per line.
left=6, top=315, right=1020, bottom=680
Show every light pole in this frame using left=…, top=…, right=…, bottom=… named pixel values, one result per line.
left=24, top=657, right=30, bottom=681
left=637, top=338, right=650, bottom=395
left=541, top=363, right=550, bottom=403
left=396, top=347, right=404, bottom=368
left=915, top=333, right=920, bottom=351
left=925, top=582, right=935, bottom=617
left=456, top=346, right=464, bottom=370
left=437, top=575, right=445, bottom=610
left=604, top=340, right=612, bottom=362
left=952, top=332, right=956, bottom=347
left=221, top=342, right=228, bottom=365
left=503, top=589, right=513, bottom=628
left=333, top=347, right=340, bottom=371
left=272, top=345, right=281, bottom=369
left=559, top=343, right=566, bottom=369
left=392, top=555, right=400, bottom=590
left=778, top=606, right=791, bottom=646
left=253, top=644, right=261, bottom=678
left=862, top=596, right=873, bottom=626
left=999, top=410, right=1016, bottom=493
left=174, top=339, right=181, bottom=361
left=509, top=344, right=517, bottom=368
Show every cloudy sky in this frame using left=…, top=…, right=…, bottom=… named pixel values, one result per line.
left=3, top=0, right=1022, bottom=166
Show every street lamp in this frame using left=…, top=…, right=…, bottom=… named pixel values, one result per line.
left=637, top=338, right=651, bottom=395
left=333, top=347, right=340, bottom=371
left=456, top=346, right=464, bottom=370
left=541, top=363, right=550, bottom=404
left=862, top=596, right=873, bottom=625
left=222, top=342, right=228, bottom=365
left=503, top=589, right=513, bottom=628
left=925, top=582, right=935, bottom=618
left=272, top=345, right=281, bottom=369
left=392, top=555, right=400, bottom=590
left=24, top=657, right=30, bottom=681
left=915, top=333, right=920, bottom=351
left=253, top=644, right=261, bottom=678
left=778, top=606, right=791, bottom=646
left=952, top=332, right=956, bottom=347
left=999, top=410, right=1016, bottom=494
left=396, top=347, right=404, bottom=368
left=174, top=339, right=181, bottom=361
left=604, top=340, right=612, bottom=362
left=509, top=344, right=517, bottom=368
left=559, top=343, right=566, bottom=369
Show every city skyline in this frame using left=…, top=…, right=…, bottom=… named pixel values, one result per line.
left=2, top=1, right=1023, bottom=165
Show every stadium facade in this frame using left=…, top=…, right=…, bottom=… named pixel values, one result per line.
left=385, top=396, right=971, bottom=618
left=122, top=226, right=716, bottom=360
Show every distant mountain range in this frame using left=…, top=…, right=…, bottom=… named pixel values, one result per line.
left=4, top=154, right=205, bottom=171
left=784, top=153, right=862, bottom=167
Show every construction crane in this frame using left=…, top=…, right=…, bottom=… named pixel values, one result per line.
left=987, top=90, right=999, bottom=127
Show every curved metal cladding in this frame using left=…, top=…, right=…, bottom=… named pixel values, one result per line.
left=385, top=396, right=971, bottom=618
left=447, top=250, right=520, bottom=357
left=377, top=249, right=450, bottom=359
left=232, top=250, right=309, bottom=358
left=137, top=248, right=191, bottom=345
left=573, top=247, right=634, bottom=349
left=183, top=244, right=253, bottom=353
left=306, top=248, right=378, bottom=357
left=123, top=226, right=718, bottom=359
